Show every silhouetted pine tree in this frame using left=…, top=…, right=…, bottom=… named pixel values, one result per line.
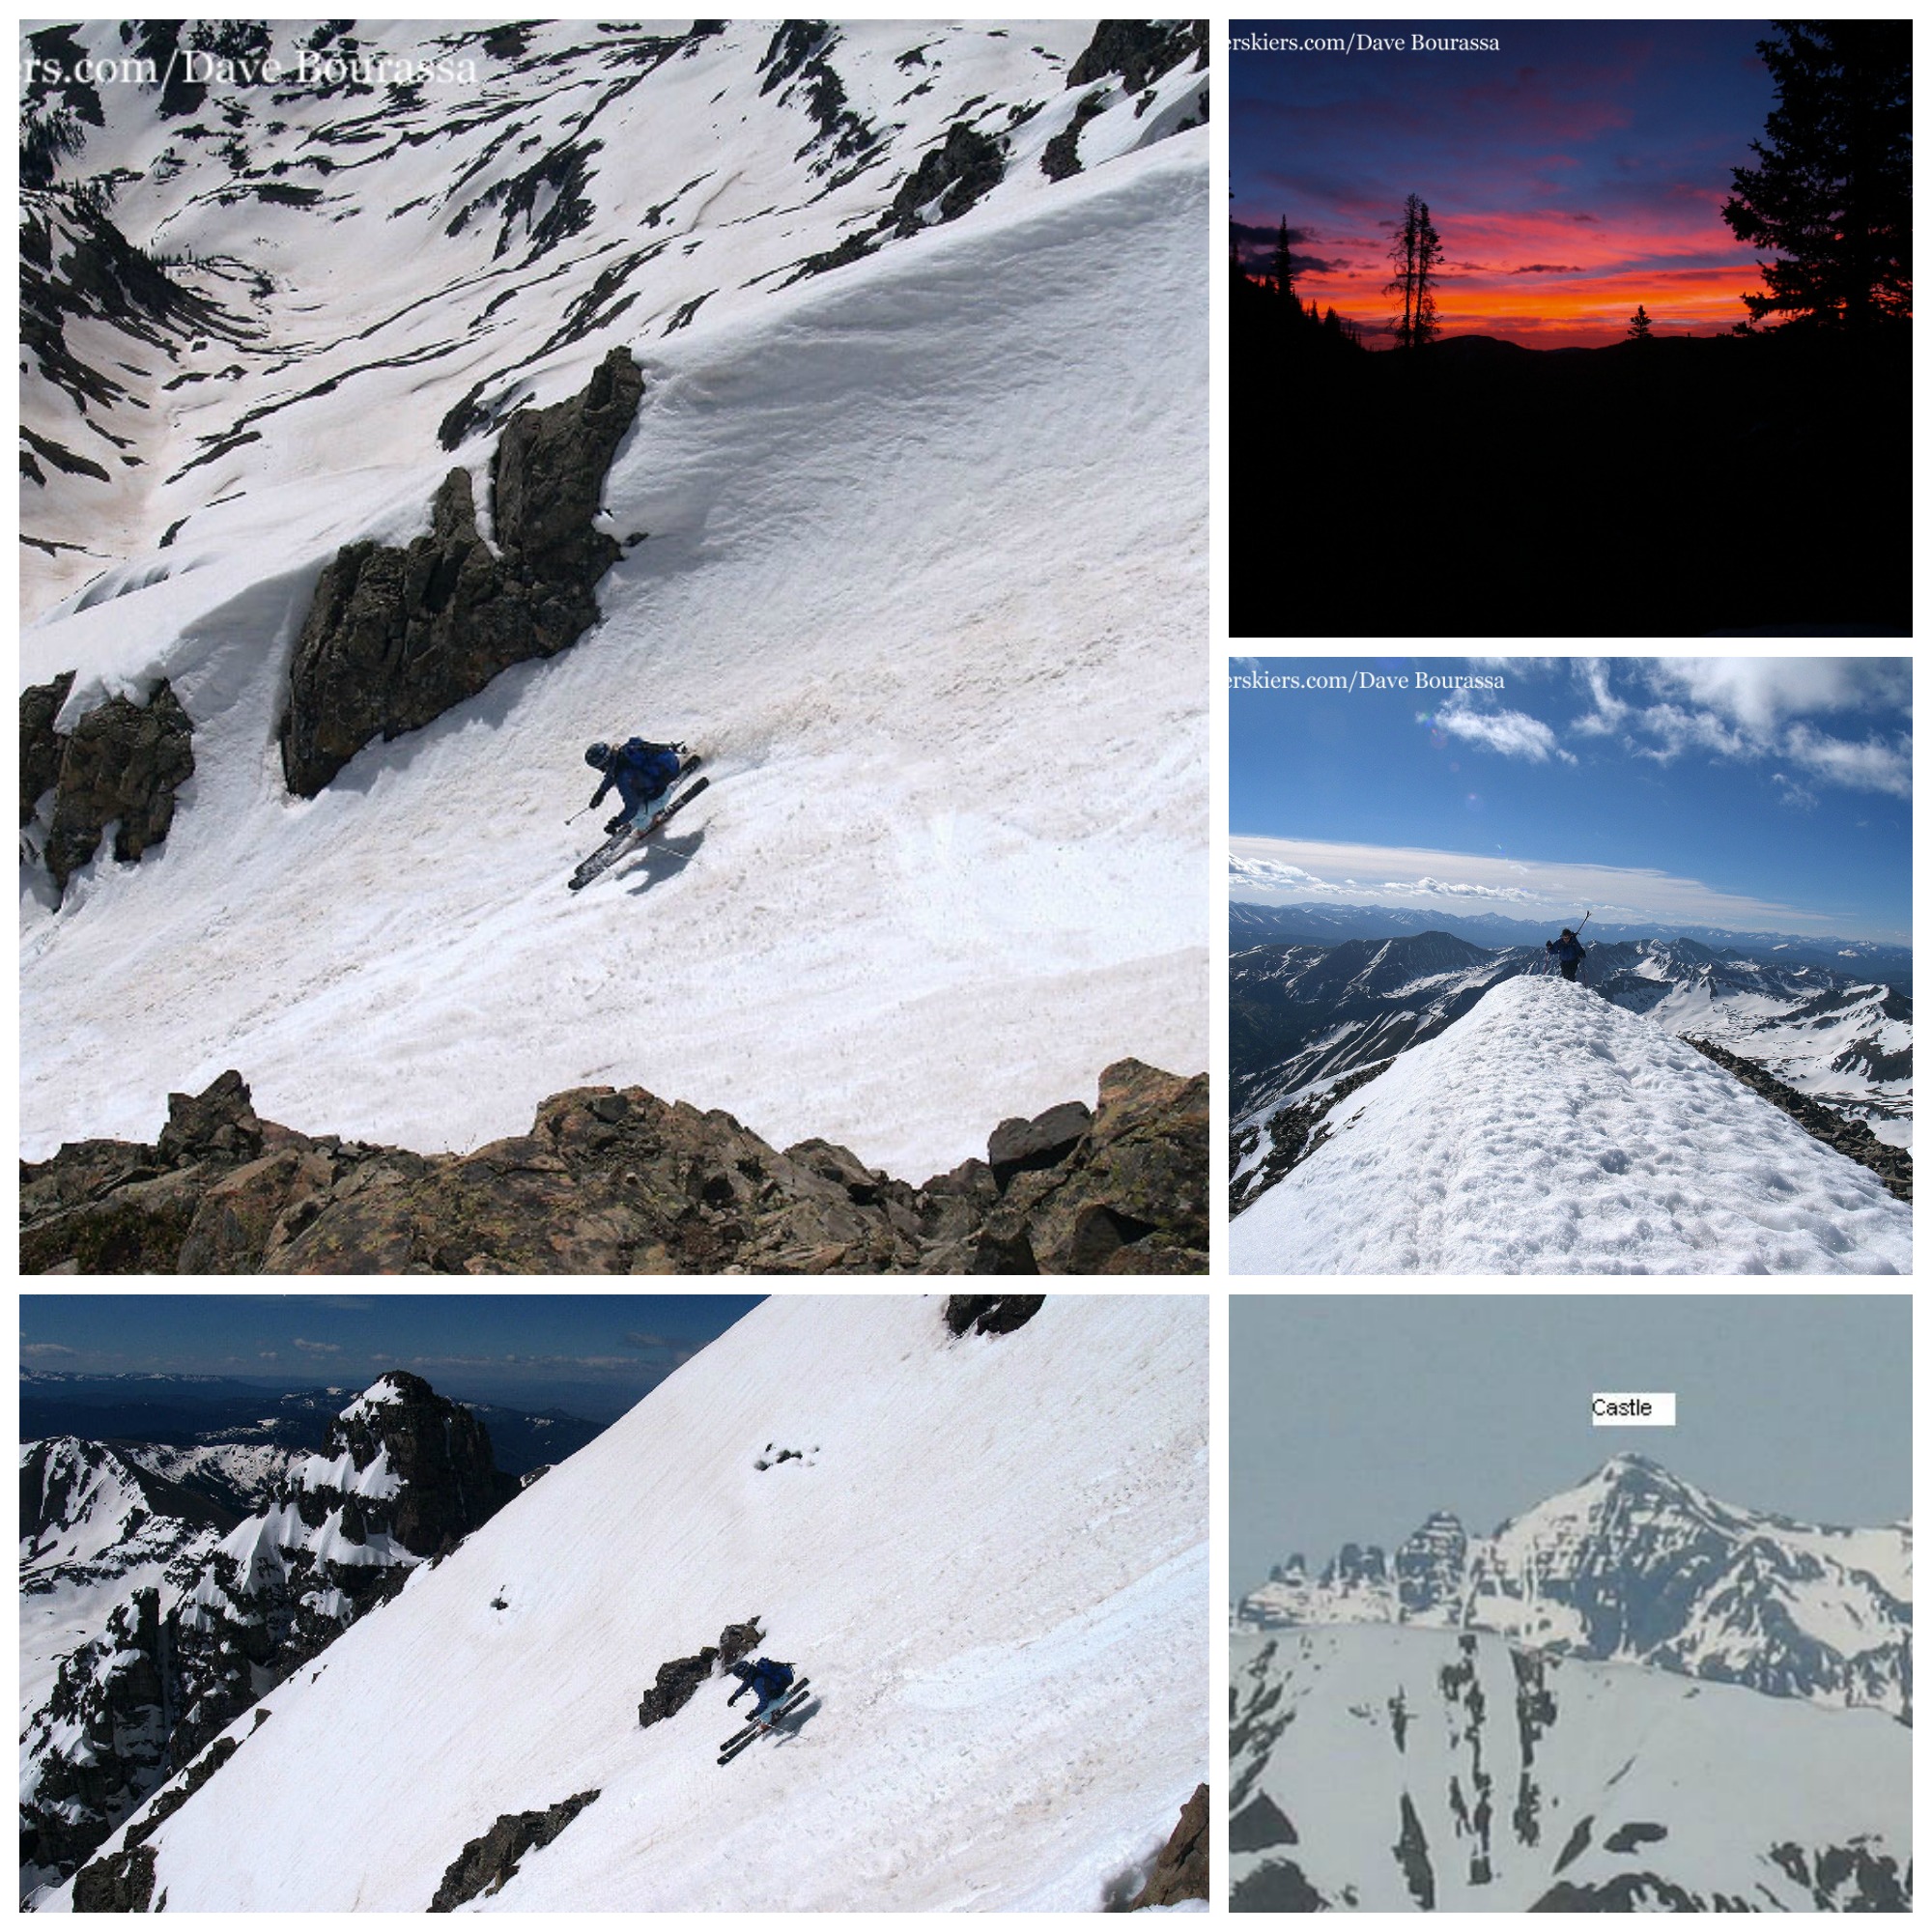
left=1627, top=303, right=1653, bottom=340
left=1722, top=21, right=1911, bottom=332
left=1385, top=194, right=1444, bottom=348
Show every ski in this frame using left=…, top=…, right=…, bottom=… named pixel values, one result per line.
left=717, top=1681, right=810, bottom=1765
left=568, top=757, right=707, bottom=893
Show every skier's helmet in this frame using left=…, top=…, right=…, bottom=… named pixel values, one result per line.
left=1561, top=928, right=1575, bottom=938
left=584, top=741, right=611, bottom=769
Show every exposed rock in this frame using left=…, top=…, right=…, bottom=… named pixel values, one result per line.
left=1231, top=1057, right=1392, bottom=1217
left=639, top=1617, right=764, bottom=1726
left=156, top=1067, right=265, bottom=1169
left=888, top=122, right=1006, bottom=236
left=70, top=1843, right=157, bottom=1914
left=1127, top=1782, right=1208, bottom=1909
left=942, top=1294, right=1045, bottom=1338
left=279, top=346, right=644, bottom=796
left=430, top=1789, right=600, bottom=1912
left=1066, top=20, right=1208, bottom=94
left=43, top=679, right=196, bottom=894
left=20, top=668, right=74, bottom=822
left=1685, top=1036, right=1912, bottom=1202
left=124, top=1737, right=240, bottom=1850
left=22, top=1063, right=1208, bottom=1275
left=1040, top=92, right=1107, bottom=182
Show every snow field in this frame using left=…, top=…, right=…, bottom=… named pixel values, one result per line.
left=1230, top=975, right=1911, bottom=1273
left=49, top=1296, right=1208, bottom=1912
left=21, top=139, right=1208, bottom=1179
left=1232, top=1624, right=1911, bottom=1911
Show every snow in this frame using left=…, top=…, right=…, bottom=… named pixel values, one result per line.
left=1231, top=976, right=1911, bottom=1274
left=20, top=25, right=1208, bottom=1184
left=1231, top=1625, right=1911, bottom=1912
left=43, top=1295, right=1207, bottom=1913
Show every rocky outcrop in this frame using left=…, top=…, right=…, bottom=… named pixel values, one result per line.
left=887, top=122, right=1007, bottom=236
left=943, top=1294, right=1044, bottom=1338
left=32, top=679, right=195, bottom=895
left=1066, top=20, right=1208, bottom=94
left=279, top=345, right=644, bottom=796
left=1127, top=1783, right=1208, bottom=1909
left=20, top=668, right=74, bottom=822
left=1231, top=1057, right=1391, bottom=1216
left=69, top=1843, right=157, bottom=1914
left=637, top=1618, right=764, bottom=1727
left=430, top=1789, right=601, bottom=1912
left=22, top=1060, right=1208, bottom=1274
left=1685, top=1036, right=1912, bottom=1202
left=20, top=1376, right=518, bottom=1889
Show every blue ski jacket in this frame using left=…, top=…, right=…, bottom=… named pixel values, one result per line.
left=591, top=738, right=681, bottom=813
left=727, top=1658, right=795, bottom=1705
left=1551, top=935, right=1585, bottom=966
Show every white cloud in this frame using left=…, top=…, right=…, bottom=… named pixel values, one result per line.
left=1781, top=724, right=1911, bottom=799
left=1227, top=836, right=1876, bottom=937
left=21, top=1341, right=75, bottom=1358
left=1435, top=696, right=1577, bottom=765
left=293, top=1337, right=342, bottom=1354
left=1644, top=658, right=1910, bottom=734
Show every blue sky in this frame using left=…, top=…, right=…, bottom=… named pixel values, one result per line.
left=1230, top=657, right=1912, bottom=940
left=1231, top=1294, right=1911, bottom=1596
left=19, top=1294, right=763, bottom=1421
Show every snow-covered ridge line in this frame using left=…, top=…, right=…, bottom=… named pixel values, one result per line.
left=1231, top=975, right=1910, bottom=1273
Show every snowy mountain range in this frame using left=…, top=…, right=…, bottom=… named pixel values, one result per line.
left=26, top=1296, right=1208, bottom=1913
left=1230, top=975, right=1912, bottom=1272
left=1233, top=928, right=1911, bottom=1147
left=19, top=19, right=1208, bottom=1194
left=21, top=1372, right=519, bottom=1896
left=1231, top=899, right=1914, bottom=982
left=1231, top=1626, right=1910, bottom=1911
left=1235, top=1454, right=1912, bottom=1722
left=1231, top=1456, right=1911, bottom=1911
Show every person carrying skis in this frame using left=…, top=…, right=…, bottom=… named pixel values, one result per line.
left=584, top=737, right=686, bottom=837
left=725, top=1656, right=796, bottom=1725
left=1548, top=927, right=1588, bottom=982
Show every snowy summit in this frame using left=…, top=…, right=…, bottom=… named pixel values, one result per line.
left=1231, top=975, right=1911, bottom=1273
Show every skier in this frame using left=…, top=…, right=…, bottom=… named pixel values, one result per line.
left=584, top=737, right=687, bottom=838
left=724, top=1655, right=797, bottom=1729
left=1547, top=927, right=1588, bottom=983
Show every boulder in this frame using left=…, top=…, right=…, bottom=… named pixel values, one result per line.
left=156, top=1068, right=264, bottom=1168
left=43, top=679, right=195, bottom=893
left=943, top=1293, right=1045, bottom=1336
left=70, top=1844, right=157, bottom=1914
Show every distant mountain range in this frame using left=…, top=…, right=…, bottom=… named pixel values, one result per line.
left=1236, top=1453, right=1911, bottom=1721
left=20, top=1371, right=600, bottom=1478
left=1230, top=921, right=1912, bottom=1152
left=1230, top=900, right=1912, bottom=982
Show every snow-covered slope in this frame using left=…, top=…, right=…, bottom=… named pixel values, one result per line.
left=1236, top=1454, right=1912, bottom=1721
left=19, top=1439, right=239, bottom=1720
left=1230, top=976, right=1912, bottom=1273
left=20, top=21, right=1208, bottom=1182
left=1231, top=1626, right=1911, bottom=1912
left=41, top=1296, right=1208, bottom=1913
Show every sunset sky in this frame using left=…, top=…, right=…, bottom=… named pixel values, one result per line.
left=1233, top=19, right=1780, bottom=347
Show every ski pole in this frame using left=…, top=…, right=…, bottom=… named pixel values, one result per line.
left=564, top=803, right=597, bottom=827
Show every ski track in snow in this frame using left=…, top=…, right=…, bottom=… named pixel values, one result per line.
left=20, top=24, right=1208, bottom=1183
left=1231, top=977, right=1911, bottom=1274
left=39, top=1297, right=1208, bottom=1914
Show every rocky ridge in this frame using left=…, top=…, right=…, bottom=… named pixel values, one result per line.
left=1235, top=1455, right=1912, bottom=1722
left=20, top=1374, right=516, bottom=1894
left=20, top=1060, right=1208, bottom=1275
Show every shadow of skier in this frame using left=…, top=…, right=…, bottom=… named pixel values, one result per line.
left=764, top=1691, right=822, bottom=1745
left=619, top=825, right=707, bottom=893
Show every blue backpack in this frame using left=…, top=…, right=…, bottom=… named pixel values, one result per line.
left=622, top=739, right=682, bottom=794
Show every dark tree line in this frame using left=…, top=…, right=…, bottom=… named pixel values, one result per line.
left=1230, top=218, right=1367, bottom=349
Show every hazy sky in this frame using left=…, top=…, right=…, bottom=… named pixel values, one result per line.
left=1231, top=1294, right=1911, bottom=1597
left=1230, top=657, right=1912, bottom=941
left=19, top=1293, right=764, bottom=1422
